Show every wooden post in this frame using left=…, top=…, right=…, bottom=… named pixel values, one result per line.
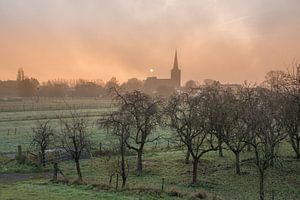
left=17, top=145, right=22, bottom=157
left=167, top=140, right=170, bottom=149
left=38, top=152, right=43, bottom=166
left=99, top=142, right=102, bottom=152
left=53, top=163, right=58, bottom=181
left=161, top=178, right=165, bottom=191
left=115, top=174, right=119, bottom=190
left=272, top=190, right=275, bottom=200
left=14, top=128, right=17, bottom=135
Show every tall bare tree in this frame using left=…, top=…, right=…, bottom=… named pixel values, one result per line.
left=219, top=89, right=251, bottom=175
left=165, top=91, right=217, bottom=184
left=60, top=112, right=91, bottom=181
left=202, top=81, right=226, bottom=157
left=100, top=110, right=130, bottom=188
left=246, top=87, right=287, bottom=200
left=112, top=89, right=161, bottom=173
left=283, top=64, right=300, bottom=158
left=31, top=120, right=54, bottom=166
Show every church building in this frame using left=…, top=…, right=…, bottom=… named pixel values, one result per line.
left=144, top=51, right=181, bottom=93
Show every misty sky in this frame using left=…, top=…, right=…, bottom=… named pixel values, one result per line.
left=0, top=0, right=300, bottom=84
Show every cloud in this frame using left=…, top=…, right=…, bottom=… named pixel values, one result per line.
left=0, top=0, right=299, bottom=83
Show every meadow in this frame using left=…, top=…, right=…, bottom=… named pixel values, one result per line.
left=0, top=97, right=299, bottom=200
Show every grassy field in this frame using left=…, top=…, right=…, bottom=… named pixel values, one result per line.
left=1, top=146, right=299, bottom=200
left=0, top=108, right=173, bottom=153
left=0, top=181, right=178, bottom=200
left=0, top=97, right=299, bottom=200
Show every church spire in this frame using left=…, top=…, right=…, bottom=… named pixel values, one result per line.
left=173, top=50, right=179, bottom=69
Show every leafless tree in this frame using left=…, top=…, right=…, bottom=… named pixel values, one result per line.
left=165, top=91, right=218, bottom=184
left=60, top=112, right=91, bottom=182
left=99, top=110, right=130, bottom=188
left=112, top=89, right=161, bottom=173
left=31, top=120, right=54, bottom=166
left=219, top=89, right=251, bottom=174
left=246, top=87, right=287, bottom=200
left=282, top=64, right=300, bottom=158
left=201, top=81, right=226, bottom=157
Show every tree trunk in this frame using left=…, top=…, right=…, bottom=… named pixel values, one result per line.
left=137, top=150, right=143, bottom=173
left=247, top=143, right=251, bottom=152
left=270, top=146, right=275, bottom=167
left=218, top=138, right=223, bottom=157
left=120, top=135, right=126, bottom=188
left=53, top=163, right=58, bottom=181
left=192, top=158, right=199, bottom=184
left=235, top=151, right=241, bottom=175
left=294, top=137, right=300, bottom=159
left=41, top=149, right=46, bottom=167
left=185, top=149, right=190, bottom=164
left=75, top=159, right=82, bottom=181
left=259, top=170, right=265, bottom=200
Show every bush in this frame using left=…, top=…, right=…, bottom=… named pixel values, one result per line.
left=192, top=191, right=207, bottom=199
left=167, top=189, right=184, bottom=198
left=15, top=154, right=27, bottom=164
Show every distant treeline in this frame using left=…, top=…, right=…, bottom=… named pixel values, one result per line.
left=0, top=68, right=184, bottom=97
left=0, top=68, right=150, bottom=97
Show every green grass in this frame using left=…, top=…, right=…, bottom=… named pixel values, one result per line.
left=55, top=147, right=299, bottom=200
left=0, top=181, right=178, bottom=200
left=0, top=105, right=171, bottom=152
left=1, top=98, right=299, bottom=199
left=0, top=145, right=299, bottom=199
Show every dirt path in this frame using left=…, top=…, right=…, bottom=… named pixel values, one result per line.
left=0, top=172, right=52, bottom=183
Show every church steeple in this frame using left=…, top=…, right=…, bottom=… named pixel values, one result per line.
left=173, top=50, right=179, bottom=70
left=171, top=50, right=181, bottom=87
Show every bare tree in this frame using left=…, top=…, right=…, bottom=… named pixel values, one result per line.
left=219, top=89, right=251, bottom=175
left=99, top=110, right=130, bottom=188
left=31, top=120, right=54, bottom=166
left=112, top=89, right=161, bottom=173
left=165, top=91, right=217, bottom=184
left=283, top=64, right=300, bottom=158
left=246, top=87, right=287, bottom=200
left=60, top=112, right=91, bottom=182
left=202, top=81, right=226, bottom=157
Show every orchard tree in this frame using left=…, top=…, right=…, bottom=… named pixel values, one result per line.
left=246, top=87, right=286, bottom=200
left=202, top=81, right=226, bottom=157
left=100, top=110, right=130, bottom=188
left=165, top=91, right=218, bottom=184
left=220, top=89, right=251, bottom=174
left=283, top=64, right=300, bottom=158
left=60, top=112, right=91, bottom=182
left=31, top=120, right=54, bottom=166
left=112, top=89, right=161, bottom=173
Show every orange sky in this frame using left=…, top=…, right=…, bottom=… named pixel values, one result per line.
left=0, top=0, right=300, bottom=84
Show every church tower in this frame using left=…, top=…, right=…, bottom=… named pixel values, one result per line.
left=171, top=50, right=181, bottom=87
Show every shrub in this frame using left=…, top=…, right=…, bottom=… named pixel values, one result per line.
left=191, top=191, right=207, bottom=199
left=15, top=154, right=27, bottom=164
left=167, top=189, right=184, bottom=198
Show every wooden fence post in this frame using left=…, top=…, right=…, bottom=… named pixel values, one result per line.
left=53, top=163, right=58, bottom=181
left=17, top=145, right=22, bottom=157
left=161, top=178, right=165, bottom=191
left=99, top=142, right=102, bottom=152
left=115, top=174, right=119, bottom=190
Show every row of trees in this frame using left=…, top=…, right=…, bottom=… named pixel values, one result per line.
left=29, top=65, right=300, bottom=200
left=99, top=66, right=300, bottom=200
